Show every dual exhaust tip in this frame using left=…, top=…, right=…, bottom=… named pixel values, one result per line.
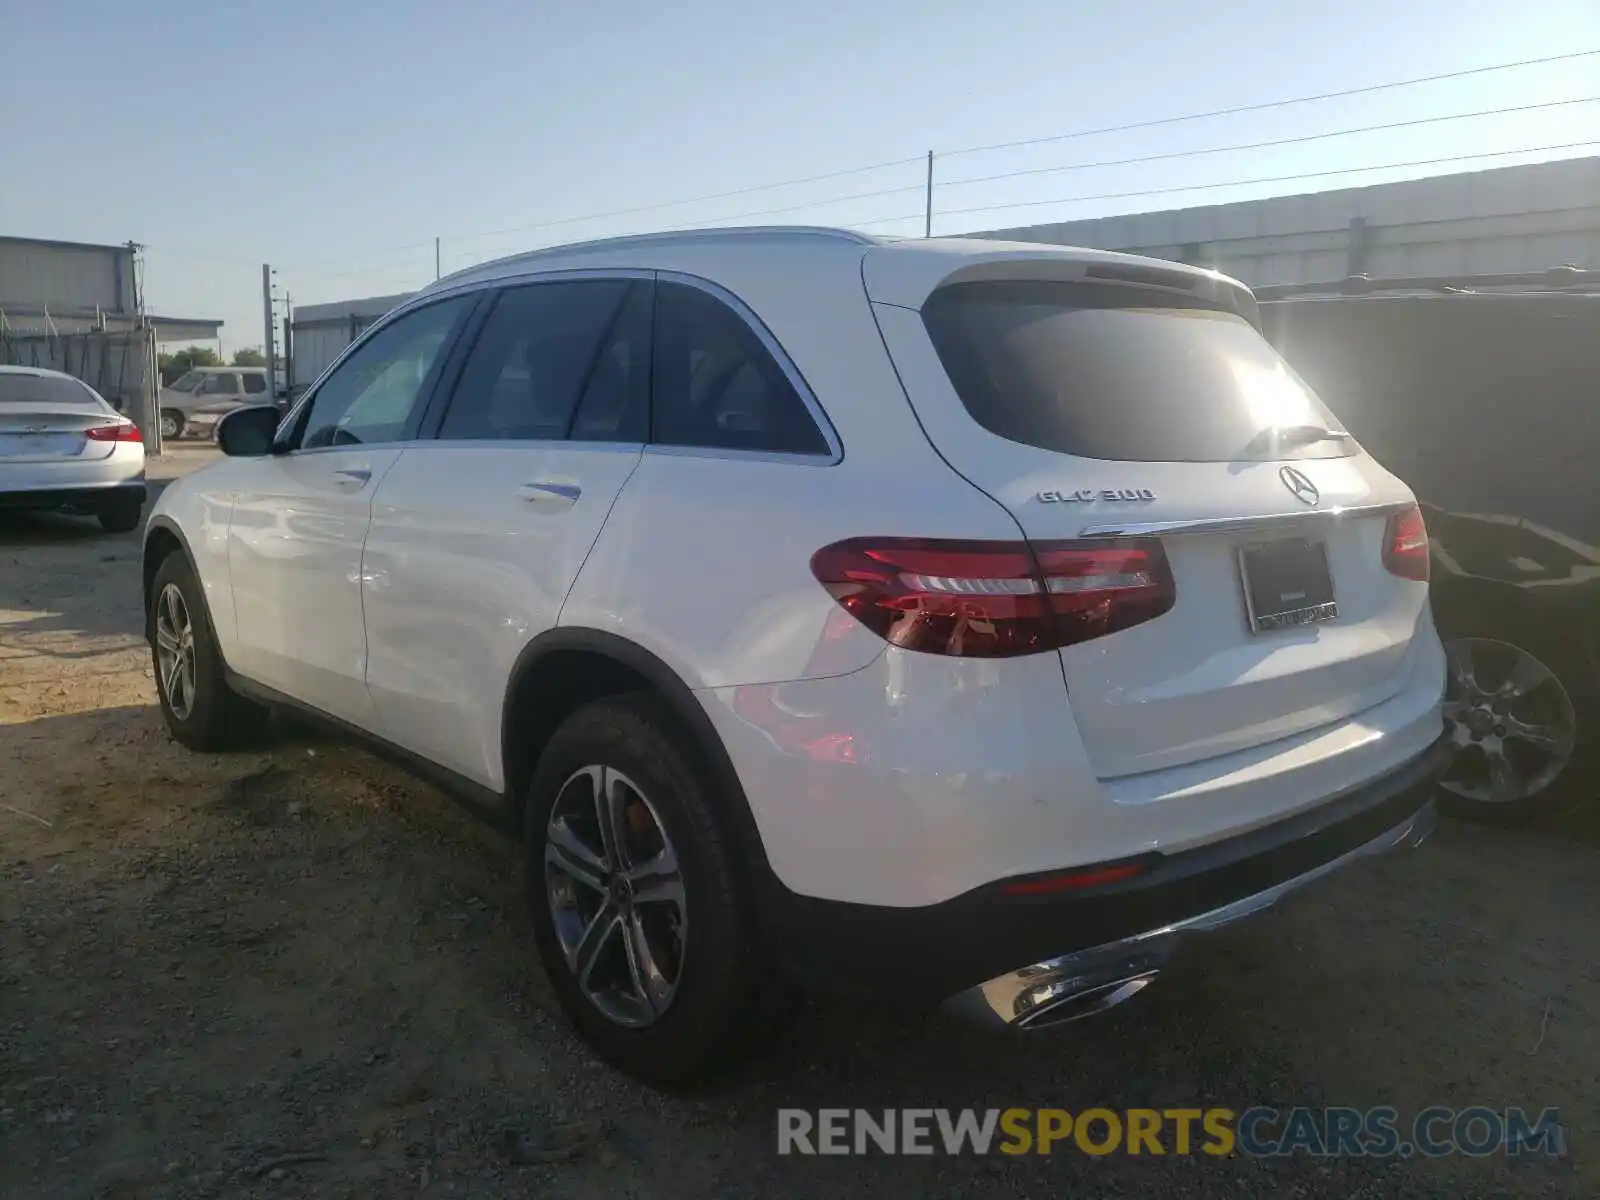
left=941, top=951, right=1172, bottom=1032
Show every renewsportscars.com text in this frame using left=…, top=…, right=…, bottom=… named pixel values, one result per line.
left=776, top=1106, right=1564, bottom=1158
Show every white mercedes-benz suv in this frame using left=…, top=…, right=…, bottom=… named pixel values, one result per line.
left=143, top=227, right=1447, bottom=1082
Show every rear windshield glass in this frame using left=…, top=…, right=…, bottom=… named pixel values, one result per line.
left=0, top=373, right=102, bottom=406
left=922, top=280, right=1353, bottom=462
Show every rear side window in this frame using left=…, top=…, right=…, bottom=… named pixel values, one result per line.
left=922, top=280, right=1351, bottom=462
left=441, top=279, right=649, bottom=442
left=243, top=373, right=267, bottom=394
left=651, top=281, right=829, bottom=456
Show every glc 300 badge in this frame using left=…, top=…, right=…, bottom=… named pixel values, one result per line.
left=1036, top=488, right=1156, bottom=504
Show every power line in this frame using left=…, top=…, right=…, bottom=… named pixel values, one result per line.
left=940, top=95, right=1600, bottom=190
left=941, top=47, right=1600, bottom=159
left=275, top=153, right=925, bottom=271
left=930, top=139, right=1600, bottom=223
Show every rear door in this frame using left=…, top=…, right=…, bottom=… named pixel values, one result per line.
left=360, top=275, right=651, bottom=787
left=869, top=265, right=1429, bottom=780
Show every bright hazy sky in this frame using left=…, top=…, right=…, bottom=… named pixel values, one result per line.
left=3, top=0, right=1597, bottom=353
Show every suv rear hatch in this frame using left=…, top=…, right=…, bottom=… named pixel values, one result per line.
left=866, top=246, right=1430, bottom=780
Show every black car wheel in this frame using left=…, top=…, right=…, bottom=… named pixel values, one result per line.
left=1436, top=624, right=1595, bottom=824
left=523, top=694, right=772, bottom=1084
left=148, top=552, right=268, bottom=751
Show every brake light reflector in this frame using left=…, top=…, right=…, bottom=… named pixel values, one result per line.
left=809, top=537, right=1175, bottom=658
left=1382, top=505, right=1429, bottom=582
left=1000, top=859, right=1151, bottom=896
left=85, top=423, right=142, bottom=443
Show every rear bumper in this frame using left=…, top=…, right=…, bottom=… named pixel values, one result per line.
left=0, top=479, right=147, bottom=510
left=754, top=732, right=1450, bottom=1004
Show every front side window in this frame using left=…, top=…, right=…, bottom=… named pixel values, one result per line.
left=922, top=279, right=1352, bottom=462
left=200, top=372, right=240, bottom=396
left=651, top=281, right=829, bottom=456
left=168, top=370, right=205, bottom=393
left=439, top=279, right=649, bottom=443
left=297, top=296, right=470, bottom=449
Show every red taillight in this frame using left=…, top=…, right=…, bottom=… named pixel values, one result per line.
left=86, top=423, right=142, bottom=443
left=1382, top=505, right=1429, bottom=582
left=1000, top=859, right=1151, bottom=896
left=809, top=536, right=1175, bottom=658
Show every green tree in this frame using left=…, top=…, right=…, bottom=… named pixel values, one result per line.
left=231, top=347, right=266, bottom=367
left=158, top=345, right=221, bottom=384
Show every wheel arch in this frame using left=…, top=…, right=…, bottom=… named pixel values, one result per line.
left=142, top=516, right=194, bottom=637
left=500, top=628, right=775, bottom=877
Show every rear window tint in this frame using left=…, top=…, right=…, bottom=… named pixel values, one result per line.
left=922, top=280, right=1351, bottom=462
left=0, top=373, right=102, bottom=407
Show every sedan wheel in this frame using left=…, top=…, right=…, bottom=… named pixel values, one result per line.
left=544, top=764, right=687, bottom=1028
left=153, top=582, right=198, bottom=721
left=1439, top=636, right=1577, bottom=806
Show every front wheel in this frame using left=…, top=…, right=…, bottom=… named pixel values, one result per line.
left=149, top=552, right=268, bottom=751
left=523, top=694, right=769, bottom=1084
left=159, top=410, right=184, bottom=439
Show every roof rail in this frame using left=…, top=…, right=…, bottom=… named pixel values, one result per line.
left=1255, top=265, right=1597, bottom=301
left=432, top=226, right=881, bottom=289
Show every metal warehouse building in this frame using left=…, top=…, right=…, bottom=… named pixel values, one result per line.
left=975, top=156, right=1600, bottom=287
left=284, top=156, right=1600, bottom=387
left=288, top=292, right=412, bottom=394
left=0, top=235, right=222, bottom=450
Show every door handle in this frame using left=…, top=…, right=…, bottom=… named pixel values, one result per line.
left=333, top=468, right=371, bottom=486
left=518, top=481, right=582, bottom=505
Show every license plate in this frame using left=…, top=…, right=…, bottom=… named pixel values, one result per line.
left=1238, top=538, right=1338, bottom=633
left=0, top=432, right=82, bottom=458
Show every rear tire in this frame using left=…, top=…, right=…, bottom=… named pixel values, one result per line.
left=97, top=494, right=143, bottom=534
left=160, top=410, right=184, bottom=439
left=149, top=551, right=268, bottom=751
left=523, top=693, right=770, bottom=1084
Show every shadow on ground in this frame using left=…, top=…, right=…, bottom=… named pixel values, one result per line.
left=2, top=703, right=1596, bottom=1199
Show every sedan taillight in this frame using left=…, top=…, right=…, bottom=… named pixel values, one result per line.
left=86, top=423, right=142, bottom=443
left=1382, top=505, right=1430, bottom=582
left=809, top=537, right=1175, bottom=658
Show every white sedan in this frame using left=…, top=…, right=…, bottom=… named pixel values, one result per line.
left=0, top=365, right=147, bottom=532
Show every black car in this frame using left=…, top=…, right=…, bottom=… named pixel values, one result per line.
left=1260, top=269, right=1598, bottom=823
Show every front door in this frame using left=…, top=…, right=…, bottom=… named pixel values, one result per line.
left=227, top=294, right=474, bottom=729
left=362, top=277, right=652, bottom=787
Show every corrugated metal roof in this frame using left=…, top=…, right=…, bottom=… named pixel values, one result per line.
left=974, top=156, right=1600, bottom=288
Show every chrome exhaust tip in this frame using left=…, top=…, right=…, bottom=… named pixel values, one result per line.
left=1013, top=970, right=1160, bottom=1029
left=942, top=950, right=1172, bottom=1032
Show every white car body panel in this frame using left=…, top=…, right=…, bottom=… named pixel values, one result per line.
left=144, top=228, right=1445, bottom=918
left=225, top=448, right=403, bottom=727
left=361, top=441, right=645, bottom=786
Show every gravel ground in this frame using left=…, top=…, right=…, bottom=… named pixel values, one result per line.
left=2, top=453, right=1596, bottom=1198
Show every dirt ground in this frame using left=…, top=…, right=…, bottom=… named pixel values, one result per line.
left=2, top=447, right=1597, bottom=1199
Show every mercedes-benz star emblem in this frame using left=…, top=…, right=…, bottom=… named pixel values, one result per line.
left=1279, top=465, right=1320, bottom=506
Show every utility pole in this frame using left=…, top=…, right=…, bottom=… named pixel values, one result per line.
left=924, top=150, right=934, bottom=238
left=128, top=241, right=159, bottom=454
left=281, top=293, right=293, bottom=405
left=261, top=264, right=277, bottom=397
left=435, top=237, right=441, bottom=281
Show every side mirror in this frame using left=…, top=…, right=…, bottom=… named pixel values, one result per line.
left=216, top=404, right=283, bottom=457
